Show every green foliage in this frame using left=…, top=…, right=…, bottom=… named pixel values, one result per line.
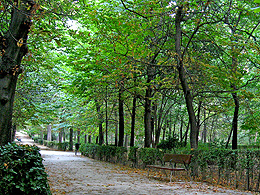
left=79, top=143, right=97, bottom=157
left=79, top=144, right=127, bottom=163
left=0, top=143, right=51, bottom=195
left=128, top=147, right=139, bottom=163
left=157, top=136, right=184, bottom=150
left=138, top=148, right=164, bottom=165
left=41, top=140, right=69, bottom=151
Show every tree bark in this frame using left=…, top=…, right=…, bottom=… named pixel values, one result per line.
left=47, top=125, right=52, bottom=141
left=0, top=0, right=36, bottom=145
left=114, top=111, right=118, bottom=146
left=144, top=66, right=154, bottom=148
left=231, top=91, right=239, bottom=149
left=175, top=6, right=199, bottom=149
left=155, top=104, right=162, bottom=146
left=105, top=86, right=108, bottom=145
left=77, top=129, right=80, bottom=143
left=202, top=110, right=207, bottom=143
left=96, top=102, right=104, bottom=145
left=58, top=130, right=62, bottom=143
left=118, top=86, right=124, bottom=146
left=69, top=128, right=73, bottom=151
left=130, top=96, right=136, bottom=147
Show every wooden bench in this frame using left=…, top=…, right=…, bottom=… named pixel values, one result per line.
left=147, top=153, right=192, bottom=182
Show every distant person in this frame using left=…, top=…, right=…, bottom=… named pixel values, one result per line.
left=75, top=142, right=80, bottom=155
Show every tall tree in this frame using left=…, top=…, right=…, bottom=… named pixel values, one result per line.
left=0, top=0, right=37, bottom=145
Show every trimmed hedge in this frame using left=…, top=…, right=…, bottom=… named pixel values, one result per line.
left=80, top=144, right=260, bottom=192
left=80, top=143, right=127, bottom=163
left=0, top=143, right=51, bottom=195
left=34, top=139, right=69, bottom=151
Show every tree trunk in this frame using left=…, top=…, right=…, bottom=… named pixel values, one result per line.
left=118, top=86, right=124, bottom=147
left=0, top=0, right=36, bottom=146
left=105, top=86, right=108, bottom=145
left=77, top=129, right=80, bottom=143
left=155, top=104, right=162, bottom=146
left=196, top=100, right=202, bottom=143
left=114, top=111, right=118, bottom=146
left=11, top=124, right=16, bottom=142
left=96, top=102, right=104, bottom=145
left=144, top=66, right=154, bottom=148
left=180, top=118, right=183, bottom=142
left=69, top=128, right=73, bottom=151
left=130, top=96, right=136, bottom=147
left=175, top=6, right=198, bottom=149
left=231, top=91, right=239, bottom=149
left=144, top=87, right=152, bottom=147
left=47, top=125, right=52, bottom=141
left=184, top=122, right=190, bottom=147
left=88, top=135, right=91, bottom=143
left=202, top=110, right=207, bottom=143
left=58, top=131, right=62, bottom=143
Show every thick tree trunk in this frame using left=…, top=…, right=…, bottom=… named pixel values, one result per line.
left=175, top=6, right=199, bottom=149
left=118, top=86, right=124, bottom=147
left=144, top=86, right=152, bottom=147
left=0, top=0, right=36, bottom=146
left=130, top=96, right=136, bottom=147
left=144, top=64, right=155, bottom=148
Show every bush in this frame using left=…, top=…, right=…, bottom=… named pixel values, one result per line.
left=0, top=143, right=51, bottom=195
left=157, top=136, right=183, bottom=150
left=57, top=142, right=69, bottom=151
left=138, top=148, right=164, bottom=166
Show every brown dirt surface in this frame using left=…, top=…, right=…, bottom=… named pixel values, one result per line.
left=16, top=131, right=257, bottom=195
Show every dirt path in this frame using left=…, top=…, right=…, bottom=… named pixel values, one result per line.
left=16, top=131, right=255, bottom=195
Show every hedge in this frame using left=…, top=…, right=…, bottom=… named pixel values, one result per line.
left=0, top=143, right=51, bottom=195
left=80, top=144, right=260, bottom=192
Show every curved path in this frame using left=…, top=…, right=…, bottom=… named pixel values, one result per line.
left=16, top=131, right=254, bottom=195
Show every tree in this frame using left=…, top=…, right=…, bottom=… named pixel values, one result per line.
left=0, top=0, right=38, bottom=145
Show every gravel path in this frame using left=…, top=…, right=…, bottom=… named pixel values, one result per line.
left=16, top=131, right=255, bottom=195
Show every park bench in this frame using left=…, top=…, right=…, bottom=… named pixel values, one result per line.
left=147, top=153, right=192, bottom=182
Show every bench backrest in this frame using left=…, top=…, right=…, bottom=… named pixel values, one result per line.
left=163, top=154, right=192, bottom=164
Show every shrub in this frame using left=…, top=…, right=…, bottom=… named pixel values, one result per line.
left=0, top=143, right=51, bottom=195
left=157, top=135, right=183, bottom=150
left=138, top=148, right=164, bottom=166
left=57, top=142, right=69, bottom=151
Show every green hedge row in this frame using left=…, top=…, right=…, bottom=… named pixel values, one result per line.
left=0, top=143, right=51, bottom=195
left=80, top=144, right=260, bottom=192
left=80, top=143, right=127, bottom=164
left=33, top=138, right=69, bottom=151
